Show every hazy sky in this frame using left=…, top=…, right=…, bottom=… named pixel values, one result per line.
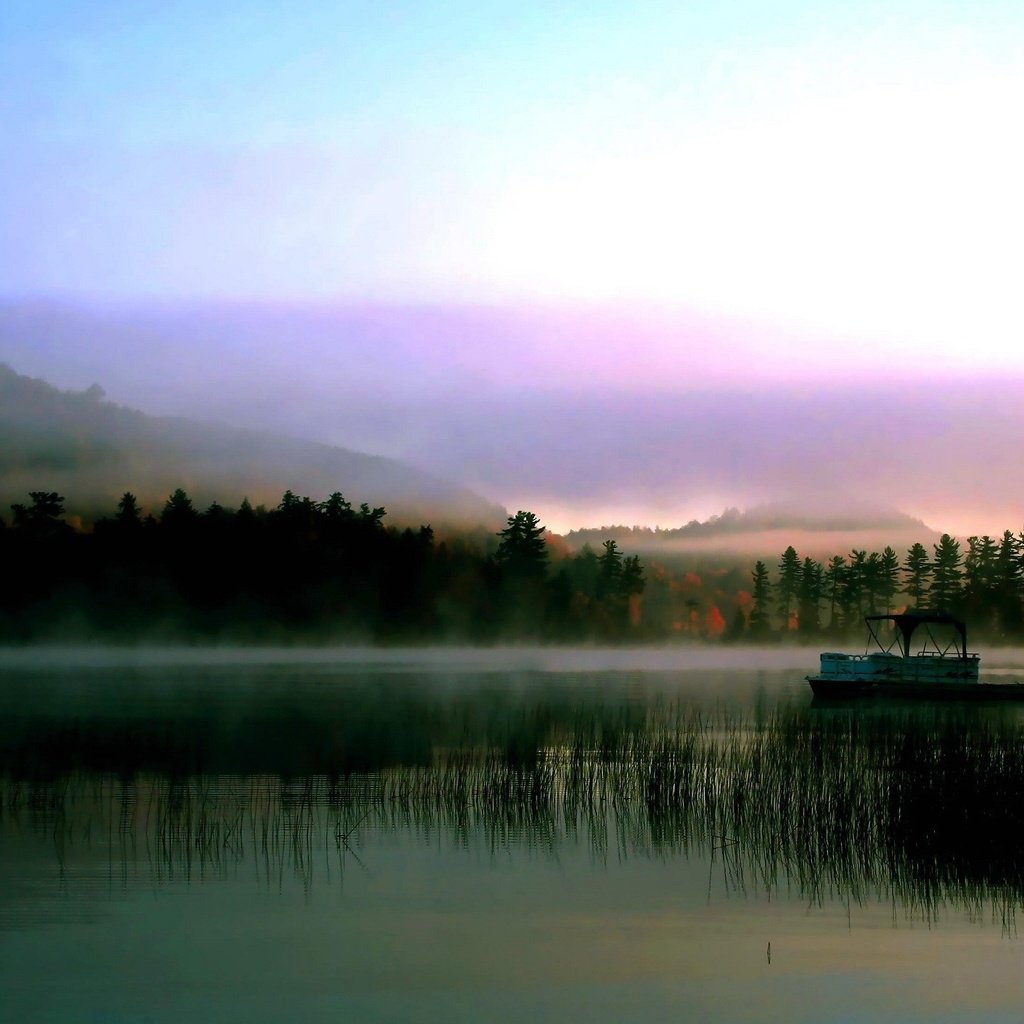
left=3, top=3, right=1024, bottom=530
left=5, top=2, right=1024, bottom=352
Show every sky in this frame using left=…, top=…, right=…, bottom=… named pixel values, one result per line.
left=3, top=2, right=1024, bottom=531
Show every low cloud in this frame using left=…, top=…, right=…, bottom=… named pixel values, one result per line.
left=2, top=300, right=1022, bottom=535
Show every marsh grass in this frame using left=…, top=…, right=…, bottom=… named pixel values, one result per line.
left=5, top=700, right=1024, bottom=924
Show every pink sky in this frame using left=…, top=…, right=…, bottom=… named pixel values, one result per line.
left=3, top=300, right=1023, bottom=537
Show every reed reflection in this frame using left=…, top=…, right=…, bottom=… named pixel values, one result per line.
left=4, top=674, right=1024, bottom=926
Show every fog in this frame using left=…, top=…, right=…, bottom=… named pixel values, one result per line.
left=0, top=644, right=822, bottom=673
left=3, top=300, right=1024, bottom=535
left=0, top=360, right=504, bottom=526
left=7, top=644, right=1024, bottom=693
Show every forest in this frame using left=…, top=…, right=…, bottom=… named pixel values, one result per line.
left=3, top=488, right=1023, bottom=644
left=0, top=489, right=646, bottom=643
left=747, top=534, right=1024, bottom=640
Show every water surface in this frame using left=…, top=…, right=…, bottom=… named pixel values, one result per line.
left=4, top=647, right=1024, bottom=1022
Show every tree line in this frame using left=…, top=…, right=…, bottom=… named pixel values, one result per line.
left=0, top=489, right=646, bottom=643
left=746, top=532, right=1024, bottom=639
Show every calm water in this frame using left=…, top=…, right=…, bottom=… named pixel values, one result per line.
left=4, top=646, right=1024, bottom=1023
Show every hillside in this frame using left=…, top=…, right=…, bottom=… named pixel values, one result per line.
left=565, top=501, right=941, bottom=561
left=0, top=364, right=505, bottom=527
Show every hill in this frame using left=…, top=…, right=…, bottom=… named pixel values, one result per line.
left=564, top=501, right=941, bottom=561
left=0, top=364, right=505, bottom=527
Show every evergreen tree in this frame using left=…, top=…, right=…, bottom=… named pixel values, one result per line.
left=116, top=492, right=142, bottom=527
left=494, top=511, right=550, bottom=637
left=728, top=604, right=747, bottom=640
left=994, top=531, right=1023, bottom=637
left=844, top=550, right=867, bottom=619
left=930, top=534, right=964, bottom=611
left=495, top=511, right=549, bottom=579
left=963, top=535, right=999, bottom=629
left=11, top=491, right=66, bottom=529
left=597, top=539, right=624, bottom=598
left=320, top=492, right=355, bottom=526
left=879, top=547, right=900, bottom=614
left=776, top=546, right=801, bottom=628
left=621, top=555, right=645, bottom=597
left=797, top=556, right=823, bottom=635
left=10, top=491, right=70, bottom=539
left=358, top=503, right=387, bottom=528
left=823, top=555, right=847, bottom=631
left=161, top=488, right=198, bottom=528
left=863, top=552, right=882, bottom=614
left=750, top=561, right=772, bottom=637
left=902, top=543, right=931, bottom=609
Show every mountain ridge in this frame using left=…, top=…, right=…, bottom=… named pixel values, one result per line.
left=0, top=363, right=505, bottom=527
left=563, top=501, right=942, bottom=560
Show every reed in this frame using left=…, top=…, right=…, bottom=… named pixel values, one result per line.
left=6, top=700, right=1024, bottom=922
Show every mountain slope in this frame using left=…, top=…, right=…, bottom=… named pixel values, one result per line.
left=564, top=501, right=941, bottom=559
left=0, top=364, right=505, bottom=526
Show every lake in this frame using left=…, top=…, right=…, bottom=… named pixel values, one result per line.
left=4, top=646, right=1024, bottom=1023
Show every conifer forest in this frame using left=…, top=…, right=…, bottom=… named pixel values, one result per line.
left=4, top=489, right=1023, bottom=644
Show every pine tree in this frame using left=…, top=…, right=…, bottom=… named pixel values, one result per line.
left=902, top=543, right=931, bottom=609
left=994, top=531, right=1023, bottom=637
left=597, top=539, right=624, bottom=598
left=879, top=546, right=900, bottom=614
left=776, top=546, right=801, bottom=629
left=621, top=555, right=645, bottom=596
left=750, top=561, right=772, bottom=637
left=320, top=492, right=354, bottom=524
left=963, top=535, right=999, bottom=630
left=930, top=534, right=964, bottom=612
left=161, top=488, right=199, bottom=528
left=11, top=491, right=66, bottom=528
left=823, top=555, right=847, bottom=631
left=863, top=552, right=882, bottom=614
left=116, top=492, right=142, bottom=527
left=797, top=557, right=823, bottom=635
left=495, top=511, right=549, bottom=580
left=845, top=550, right=867, bottom=619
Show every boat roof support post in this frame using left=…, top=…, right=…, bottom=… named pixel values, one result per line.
left=864, top=613, right=969, bottom=661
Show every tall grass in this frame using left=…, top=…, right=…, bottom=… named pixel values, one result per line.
left=5, top=701, right=1024, bottom=921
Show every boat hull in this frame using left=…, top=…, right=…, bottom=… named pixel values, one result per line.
left=808, top=676, right=1024, bottom=701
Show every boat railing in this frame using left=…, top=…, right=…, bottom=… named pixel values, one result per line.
left=822, top=650, right=979, bottom=662
left=821, top=652, right=899, bottom=662
left=910, top=651, right=980, bottom=659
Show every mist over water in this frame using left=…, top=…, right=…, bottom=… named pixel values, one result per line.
left=6, top=649, right=1024, bottom=1021
left=0, top=643, right=820, bottom=673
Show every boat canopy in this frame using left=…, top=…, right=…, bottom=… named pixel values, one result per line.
left=864, top=613, right=969, bottom=660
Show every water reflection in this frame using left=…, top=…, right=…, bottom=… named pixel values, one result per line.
left=4, top=663, right=1024, bottom=926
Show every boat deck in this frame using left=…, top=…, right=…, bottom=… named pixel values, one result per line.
left=808, top=677, right=1024, bottom=701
